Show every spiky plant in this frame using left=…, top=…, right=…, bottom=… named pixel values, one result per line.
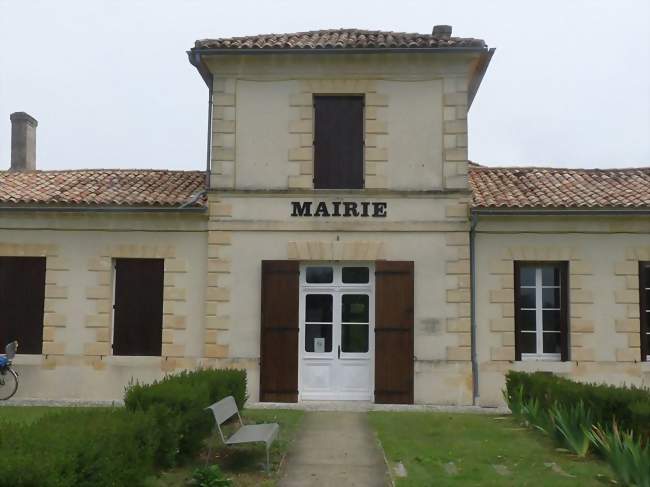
left=550, top=401, right=593, bottom=457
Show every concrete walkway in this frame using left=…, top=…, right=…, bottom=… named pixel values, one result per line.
left=278, top=411, right=390, bottom=487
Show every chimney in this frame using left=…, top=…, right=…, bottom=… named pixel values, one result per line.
left=432, top=25, right=452, bottom=40
left=10, top=112, right=38, bottom=171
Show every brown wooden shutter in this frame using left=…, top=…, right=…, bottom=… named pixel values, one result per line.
left=374, top=261, right=414, bottom=404
left=314, top=95, right=364, bottom=189
left=260, top=260, right=299, bottom=402
left=513, top=261, right=523, bottom=361
left=0, top=257, right=46, bottom=354
left=559, top=262, right=569, bottom=362
left=640, top=262, right=649, bottom=362
left=113, top=258, right=164, bottom=356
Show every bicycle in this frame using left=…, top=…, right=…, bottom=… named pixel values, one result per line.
left=0, top=341, right=19, bottom=400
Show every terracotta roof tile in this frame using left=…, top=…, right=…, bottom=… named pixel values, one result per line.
left=469, top=164, right=650, bottom=209
left=0, top=170, right=206, bottom=208
left=194, top=29, right=485, bottom=50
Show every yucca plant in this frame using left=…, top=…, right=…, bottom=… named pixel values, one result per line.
left=503, top=384, right=525, bottom=416
left=549, top=401, right=594, bottom=457
left=589, top=422, right=650, bottom=487
left=521, top=397, right=552, bottom=435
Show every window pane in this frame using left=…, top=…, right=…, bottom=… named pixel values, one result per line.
left=519, top=288, right=536, bottom=308
left=306, top=294, right=332, bottom=322
left=520, top=332, right=537, bottom=354
left=519, top=266, right=536, bottom=287
left=542, top=310, right=561, bottom=331
left=542, top=288, right=560, bottom=308
left=306, top=267, right=333, bottom=284
left=342, top=267, right=369, bottom=284
left=520, top=310, right=536, bottom=331
left=543, top=332, right=562, bottom=354
left=305, top=324, right=332, bottom=352
left=342, top=324, right=369, bottom=353
left=541, top=266, right=561, bottom=286
left=643, top=265, right=650, bottom=286
left=342, top=294, right=369, bottom=323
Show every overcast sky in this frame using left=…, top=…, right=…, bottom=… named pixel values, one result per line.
left=1, top=0, right=648, bottom=171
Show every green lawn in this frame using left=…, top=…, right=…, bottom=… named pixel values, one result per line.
left=369, top=412, right=613, bottom=487
left=0, top=406, right=91, bottom=423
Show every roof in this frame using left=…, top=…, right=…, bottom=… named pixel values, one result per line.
left=194, top=29, right=486, bottom=51
left=469, top=164, right=650, bottom=209
left=0, top=165, right=647, bottom=211
left=0, top=169, right=206, bottom=208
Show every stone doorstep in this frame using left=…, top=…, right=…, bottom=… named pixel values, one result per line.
left=247, top=400, right=510, bottom=414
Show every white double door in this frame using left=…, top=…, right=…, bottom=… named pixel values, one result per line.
left=299, top=263, right=374, bottom=401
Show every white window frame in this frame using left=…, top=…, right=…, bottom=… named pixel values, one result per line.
left=519, top=266, right=562, bottom=361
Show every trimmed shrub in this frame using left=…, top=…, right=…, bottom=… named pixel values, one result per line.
left=124, top=368, right=247, bottom=466
left=506, top=371, right=650, bottom=442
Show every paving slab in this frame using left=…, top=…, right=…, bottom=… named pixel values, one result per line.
left=279, top=411, right=390, bottom=487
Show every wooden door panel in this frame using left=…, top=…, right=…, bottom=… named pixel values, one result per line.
left=260, top=260, right=299, bottom=402
left=374, top=261, right=414, bottom=404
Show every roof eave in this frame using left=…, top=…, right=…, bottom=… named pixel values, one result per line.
left=189, top=46, right=488, bottom=56
left=0, top=205, right=207, bottom=213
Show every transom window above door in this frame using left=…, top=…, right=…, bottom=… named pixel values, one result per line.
left=304, top=265, right=371, bottom=285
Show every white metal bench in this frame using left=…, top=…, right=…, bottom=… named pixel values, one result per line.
left=206, top=396, right=279, bottom=471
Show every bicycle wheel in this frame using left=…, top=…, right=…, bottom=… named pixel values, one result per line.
left=0, top=367, right=18, bottom=400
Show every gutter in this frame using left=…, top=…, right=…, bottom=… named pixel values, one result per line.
left=189, top=46, right=489, bottom=56
left=469, top=212, right=479, bottom=405
left=0, top=206, right=206, bottom=213
left=471, top=208, right=650, bottom=216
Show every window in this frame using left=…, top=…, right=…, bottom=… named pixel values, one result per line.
left=514, top=262, right=568, bottom=361
left=112, top=258, right=164, bottom=356
left=0, top=257, right=46, bottom=354
left=313, top=95, right=364, bottom=189
left=641, top=262, right=649, bottom=362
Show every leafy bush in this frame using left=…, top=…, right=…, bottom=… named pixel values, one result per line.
left=550, top=401, right=593, bottom=457
left=0, top=408, right=158, bottom=487
left=589, top=422, right=650, bottom=487
left=188, top=465, right=232, bottom=487
left=506, top=371, right=650, bottom=441
left=124, top=368, right=247, bottom=466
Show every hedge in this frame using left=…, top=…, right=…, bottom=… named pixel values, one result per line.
left=506, top=371, right=650, bottom=441
left=0, top=368, right=247, bottom=487
left=124, top=368, right=247, bottom=466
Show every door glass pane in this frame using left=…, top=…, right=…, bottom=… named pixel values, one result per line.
left=543, top=332, right=561, bottom=354
left=342, top=294, right=369, bottom=323
left=542, top=310, right=561, bottom=331
left=306, top=267, right=333, bottom=284
left=519, top=288, right=535, bottom=309
left=342, top=324, right=369, bottom=353
left=305, top=324, right=332, bottom=352
left=342, top=267, right=369, bottom=284
left=305, top=294, right=332, bottom=322
left=520, top=332, right=536, bottom=354
left=519, top=266, right=536, bottom=286
left=541, top=266, right=561, bottom=286
left=542, top=288, right=560, bottom=309
left=520, top=310, right=536, bottom=331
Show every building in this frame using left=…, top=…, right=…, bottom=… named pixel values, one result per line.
left=0, top=28, right=648, bottom=405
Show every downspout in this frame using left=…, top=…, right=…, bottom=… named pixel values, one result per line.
left=470, top=212, right=479, bottom=405
left=205, top=75, right=213, bottom=189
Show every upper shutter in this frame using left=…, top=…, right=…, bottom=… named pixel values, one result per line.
left=113, top=258, right=164, bottom=356
left=0, top=257, right=46, bottom=354
left=314, top=95, right=364, bottom=189
left=374, top=261, right=414, bottom=404
left=260, top=260, right=299, bottom=402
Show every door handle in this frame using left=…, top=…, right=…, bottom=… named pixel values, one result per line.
left=338, top=345, right=340, bottom=359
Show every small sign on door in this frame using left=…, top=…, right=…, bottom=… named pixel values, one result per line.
left=314, top=337, right=325, bottom=353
